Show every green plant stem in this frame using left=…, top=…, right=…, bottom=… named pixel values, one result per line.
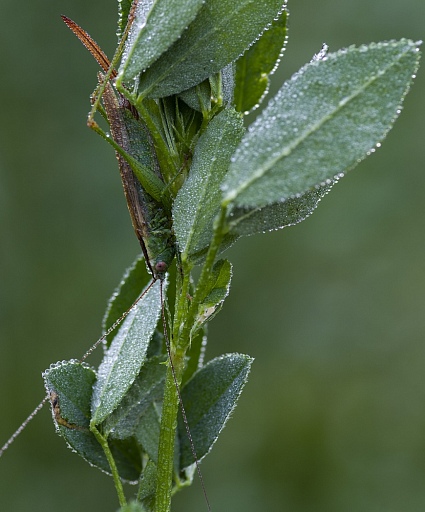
left=154, top=353, right=185, bottom=512
left=154, top=206, right=228, bottom=511
left=90, top=423, right=127, bottom=508
left=179, top=204, right=228, bottom=349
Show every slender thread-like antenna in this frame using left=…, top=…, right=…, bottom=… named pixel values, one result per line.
left=79, top=278, right=156, bottom=362
left=0, top=397, right=48, bottom=458
left=0, top=279, right=156, bottom=458
left=159, top=281, right=212, bottom=512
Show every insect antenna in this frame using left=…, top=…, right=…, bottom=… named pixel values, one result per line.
left=159, top=281, right=212, bottom=512
left=0, top=277, right=156, bottom=459
left=0, top=397, right=48, bottom=458
left=79, top=277, right=156, bottom=362
left=61, top=0, right=140, bottom=122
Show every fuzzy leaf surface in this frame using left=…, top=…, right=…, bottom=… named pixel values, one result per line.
left=228, top=183, right=334, bottom=236
left=103, top=356, right=166, bottom=439
left=117, top=0, right=133, bottom=40
left=191, top=259, right=232, bottom=336
left=134, top=402, right=162, bottom=464
left=43, top=361, right=140, bottom=481
left=173, top=108, right=244, bottom=261
left=222, top=39, right=421, bottom=209
left=234, top=10, right=288, bottom=113
left=102, top=255, right=150, bottom=347
left=118, top=0, right=205, bottom=82
left=92, top=280, right=164, bottom=425
left=182, top=325, right=207, bottom=386
left=135, top=0, right=285, bottom=98
left=179, top=353, right=253, bottom=469
left=178, top=80, right=212, bottom=113
left=137, top=460, right=157, bottom=509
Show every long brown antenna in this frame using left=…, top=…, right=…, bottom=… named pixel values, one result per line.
left=61, top=15, right=116, bottom=77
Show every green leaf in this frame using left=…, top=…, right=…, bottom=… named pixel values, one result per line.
left=117, top=0, right=133, bottom=41
left=43, top=361, right=141, bottom=481
left=234, top=9, right=288, bottom=113
left=134, top=402, right=162, bottom=464
left=135, top=0, right=285, bottom=99
left=103, top=356, right=166, bottom=440
left=228, top=183, right=334, bottom=237
left=118, top=0, right=205, bottom=82
left=191, top=259, right=232, bottom=337
left=92, top=280, right=165, bottom=425
left=137, top=460, right=157, bottom=510
left=179, top=353, right=253, bottom=469
left=182, top=325, right=207, bottom=386
left=222, top=39, right=421, bottom=209
left=209, top=64, right=236, bottom=107
left=178, top=80, right=212, bottom=113
left=102, top=255, right=151, bottom=347
left=173, top=108, right=244, bottom=262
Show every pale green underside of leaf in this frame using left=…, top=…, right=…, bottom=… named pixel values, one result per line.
left=43, top=361, right=140, bottom=481
left=178, top=353, right=253, bottom=469
left=234, top=9, right=288, bottom=114
left=135, top=0, right=286, bottom=99
left=91, top=279, right=165, bottom=425
left=181, top=184, right=334, bottom=262
left=228, top=182, right=334, bottom=236
left=118, top=0, right=205, bottom=82
left=173, top=108, right=244, bottom=261
left=222, top=39, right=421, bottom=209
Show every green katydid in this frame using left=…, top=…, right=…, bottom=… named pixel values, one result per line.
left=61, top=15, right=175, bottom=281
left=0, top=15, right=211, bottom=510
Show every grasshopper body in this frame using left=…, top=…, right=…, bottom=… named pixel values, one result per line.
left=61, top=15, right=175, bottom=280
left=101, top=80, right=175, bottom=279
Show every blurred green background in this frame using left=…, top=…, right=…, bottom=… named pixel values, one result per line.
left=0, top=1, right=424, bottom=510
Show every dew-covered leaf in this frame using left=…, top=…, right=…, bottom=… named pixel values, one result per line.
left=137, top=460, right=157, bottom=510
left=103, top=255, right=151, bottom=347
left=117, top=0, right=133, bottom=41
left=182, top=325, right=207, bottom=386
left=173, top=108, right=244, bottom=262
left=103, top=356, right=166, bottom=439
left=179, top=353, right=253, bottom=469
left=135, top=0, right=285, bottom=99
left=222, top=39, right=421, bottom=209
left=118, top=0, right=205, bottom=83
left=178, top=80, right=212, bottom=113
left=92, top=280, right=165, bottom=425
left=134, top=402, right=162, bottom=464
left=209, top=64, right=236, bottom=108
left=191, top=259, right=232, bottom=337
left=43, top=360, right=141, bottom=481
left=228, top=182, right=334, bottom=236
left=234, top=9, right=288, bottom=114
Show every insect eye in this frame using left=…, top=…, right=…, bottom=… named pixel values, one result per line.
left=155, top=261, right=168, bottom=274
